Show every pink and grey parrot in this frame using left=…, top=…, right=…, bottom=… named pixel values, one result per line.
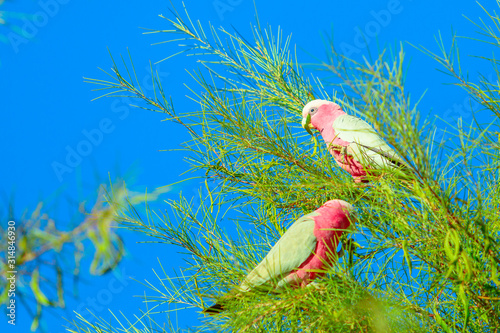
left=301, top=99, right=408, bottom=183
left=204, top=199, right=354, bottom=314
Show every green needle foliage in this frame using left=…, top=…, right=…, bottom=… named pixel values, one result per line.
left=74, top=3, right=499, bottom=332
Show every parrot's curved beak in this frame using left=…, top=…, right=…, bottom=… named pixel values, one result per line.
left=301, top=114, right=314, bottom=135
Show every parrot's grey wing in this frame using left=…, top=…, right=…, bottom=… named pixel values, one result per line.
left=333, top=115, right=405, bottom=169
left=356, top=143, right=409, bottom=169
left=240, top=212, right=318, bottom=291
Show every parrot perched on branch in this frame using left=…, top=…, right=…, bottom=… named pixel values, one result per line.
left=203, top=199, right=354, bottom=314
left=301, top=99, right=408, bottom=183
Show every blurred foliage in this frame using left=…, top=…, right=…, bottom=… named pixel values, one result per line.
left=0, top=180, right=168, bottom=331
left=0, top=0, right=5, bottom=26
left=0, top=0, right=27, bottom=42
left=71, top=2, right=500, bottom=333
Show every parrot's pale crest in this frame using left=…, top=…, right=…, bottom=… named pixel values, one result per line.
left=203, top=199, right=355, bottom=314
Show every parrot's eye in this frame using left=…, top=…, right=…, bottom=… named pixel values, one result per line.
left=309, top=107, right=318, bottom=115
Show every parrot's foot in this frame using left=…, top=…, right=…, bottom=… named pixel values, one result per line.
left=337, top=239, right=356, bottom=259
left=203, top=303, right=224, bottom=315
left=353, top=176, right=371, bottom=184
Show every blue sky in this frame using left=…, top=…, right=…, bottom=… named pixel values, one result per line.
left=1, top=0, right=497, bottom=332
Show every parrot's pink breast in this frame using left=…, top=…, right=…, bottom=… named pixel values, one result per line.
left=330, top=149, right=367, bottom=183
left=316, top=115, right=368, bottom=183
left=285, top=208, right=350, bottom=287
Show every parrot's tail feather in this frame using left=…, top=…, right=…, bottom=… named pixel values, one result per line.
left=203, top=303, right=224, bottom=315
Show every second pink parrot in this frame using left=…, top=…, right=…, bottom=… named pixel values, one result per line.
left=204, top=199, right=354, bottom=314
